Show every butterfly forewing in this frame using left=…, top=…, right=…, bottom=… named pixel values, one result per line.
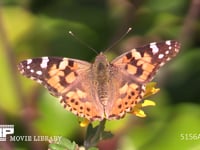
left=112, top=40, right=180, bottom=83
left=17, top=57, right=105, bottom=121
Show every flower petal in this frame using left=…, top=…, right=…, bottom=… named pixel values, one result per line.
left=132, top=108, right=146, bottom=117
left=142, top=100, right=156, bottom=107
left=79, top=118, right=90, bottom=127
left=144, top=82, right=160, bottom=98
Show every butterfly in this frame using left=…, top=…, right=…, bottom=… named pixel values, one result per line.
left=17, top=40, right=180, bottom=121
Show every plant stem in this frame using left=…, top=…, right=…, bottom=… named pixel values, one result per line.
left=84, top=119, right=106, bottom=149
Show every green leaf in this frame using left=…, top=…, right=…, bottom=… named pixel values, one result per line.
left=48, top=144, right=67, bottom=150
left=48, top=137, right=77, bottom=150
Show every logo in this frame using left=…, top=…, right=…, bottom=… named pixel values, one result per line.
left=0, top=125, right=14, bottom=141
left=0, top=124, right=61, bottom=142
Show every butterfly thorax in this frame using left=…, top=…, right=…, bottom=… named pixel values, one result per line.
left=91, top=53, right=111, bottom=106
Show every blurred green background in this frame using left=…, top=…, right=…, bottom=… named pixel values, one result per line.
left=0, top=0, right=200, bottom=150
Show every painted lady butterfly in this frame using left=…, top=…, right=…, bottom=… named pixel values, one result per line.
left=17, top=40, right=180, bottom=121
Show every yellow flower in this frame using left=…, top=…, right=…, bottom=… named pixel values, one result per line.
left=131, top=100, right=156, bottom=117
left=130, top=82, right=159, bottom=117
left=79, top=118, right=90, bottom=127
left=144, top=82, right=160, bottom=98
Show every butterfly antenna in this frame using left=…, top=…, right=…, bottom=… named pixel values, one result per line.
left=104, top=27, right=132, bottom=52
left=68, top=31, right=98, bottom=54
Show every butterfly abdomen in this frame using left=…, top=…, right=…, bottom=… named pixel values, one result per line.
left=92, top=54, right=112, bottom=106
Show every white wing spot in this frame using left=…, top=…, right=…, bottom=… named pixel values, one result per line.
left=169, top=46, right=172, bottom=50
left=175, top=48, right=179, bottom=53
left=165, top=51, right=169, bottom=55
left=58, top=96, right=63, bottom=101
left=150, top=43, right=159, bottom=54
left=158, top=54, right=164, bottom=59
left=166, top=57, right=171, bottom=61
left=30, top=69, right=34, bottom=73
left=30, top=77, right=35, bottom=80
left=142, top=85, right=145, bottom=91
left=36, top=80, right=42, bottom=84
left=27, top=59, right=32, bottom=65
left=166, top=40, right=171, bottom=45
left=160, top=62, right=165, bottom=67
left=36, top=70, right=42, bottom=75
left=27, top=66, right=30, bottom=69
left=20, top=69, right=25, bottom=73
left=40, top=57, right=49, bottom=68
